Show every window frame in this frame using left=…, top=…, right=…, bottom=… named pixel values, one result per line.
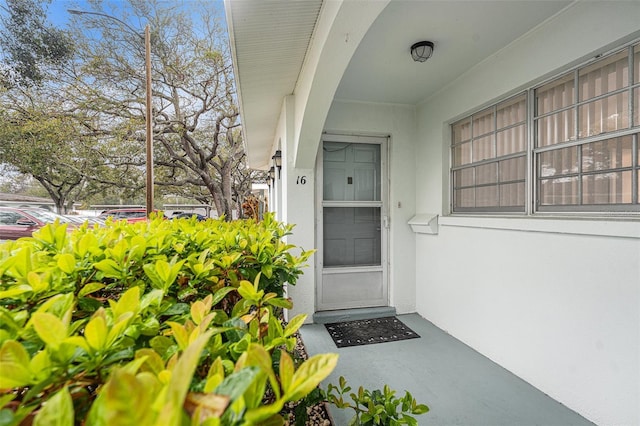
left=450, top=40, right=640, bottom=216
left=450, top=93, right=528, bottom=214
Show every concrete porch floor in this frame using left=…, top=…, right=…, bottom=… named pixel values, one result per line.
left=300, top=313, right=595, bottom=426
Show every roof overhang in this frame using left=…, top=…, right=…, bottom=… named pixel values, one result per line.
left=224, top=0, right=323, bottom=169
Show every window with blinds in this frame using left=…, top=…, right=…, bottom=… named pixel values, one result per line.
left=450, top=41, right=640, bottom=214
left=451, top=94, right=527, bottom=212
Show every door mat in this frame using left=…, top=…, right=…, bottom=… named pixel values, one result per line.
left=325, top=316, right=420, bottom=348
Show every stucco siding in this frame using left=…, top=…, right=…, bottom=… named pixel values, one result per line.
left=414, top=3, right=640, bottom=425
left=416, top=226, right=639, bottom=426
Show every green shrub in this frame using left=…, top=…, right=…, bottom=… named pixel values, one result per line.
left=327, top=376, right=429, bottom=426
left=0, top=214, right=336, bottom=425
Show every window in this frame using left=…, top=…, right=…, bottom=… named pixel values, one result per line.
left=451, top=41, right=640, bottom=214
left=451, top=94, right=527, bottom=212
left=0, top=211, right=22, bottom=225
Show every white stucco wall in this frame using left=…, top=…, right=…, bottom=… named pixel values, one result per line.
left=415, top=2, right=640, bottom=425
left=276, top=96, right=317, bottom=322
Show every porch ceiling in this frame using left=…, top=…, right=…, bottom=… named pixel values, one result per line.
left=336, top=0, right=572, bottom=105
left=225, top=0, right=572, bottom=168
left=224, top=0, right=323, bottom=169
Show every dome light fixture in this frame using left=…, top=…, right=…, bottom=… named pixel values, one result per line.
left=411, top=41, right=435, bottom=62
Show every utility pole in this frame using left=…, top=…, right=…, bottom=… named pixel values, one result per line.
left=68, top=9, right=154, bottom=216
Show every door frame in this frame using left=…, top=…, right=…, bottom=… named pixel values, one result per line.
left=315, top=133, right=390, bottom=311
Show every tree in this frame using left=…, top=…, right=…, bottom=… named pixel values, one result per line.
left=68, top=0, right=251, bottom=219
left=0, top=79, right=148, bottom=212
left=0, top=0, right=73, bottom=88
left=0, top=165, right=46, bottom=196
left=0, top=0, right=145, bottom=211
left=0, top=92, right=94, bottom=212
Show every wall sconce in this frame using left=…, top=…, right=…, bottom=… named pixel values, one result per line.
left=410, top=41, right=434, bottom=62
left=268, top=166, right=276, bottom=184
left=272, top=150, right=282, bottom=178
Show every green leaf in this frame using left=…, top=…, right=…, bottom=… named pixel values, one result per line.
left=135, top=349, right=165, bottom=375
left=178, top=286, right=197, bottom=302
left=94, top=259, right=123, bottom=278
left=113, top=287, right=140, bottom=318
left=283, top=314, right=307, bottom=338
left=140, top=290, right=164, bottom=310
left=140, top=317, right=160, bottom=336
left=64, top=336, right=90, bottom=353
left=190, top=300, right=207, bottom=325
left=87, top=368, right=158, bottom=426
left=0, top=340, right=33, bottom=388
left=166, top=322, right=189, bottom=351
left=266, top=297, right=293, bottom=309
left=161, top=303, right=190, bottom=317
left=243, top=402, right=286, bottom=424
left=78, top=283, right=106, bottom=297
left=106, top=312, right=134, bottom=347
left=0, top=393, right=15, bottom=408
left=77, top=297, right=102, bottom=313
left=237, top=280, right=258, bottom=301
left=412, top=404, right=429, bottom=415
left=210, top=287, right=236, bottom=307
left=143, top=263, right=165, bottom=290
left=154, top=260, right=172, bottom=284
left=0, top=285, right=32, bottom=300
left=260, top=264, right=273, bottom=278
left=76, top=232, right=98, bottom=257
left=149, top=336, right=175, bottom=358
left=400, top=415, right=417, bottom=425
left=11, top=246, right=32, bottom=278
left=26, top=272, right=49, bottom=294
left=246, top=344, right=279, bottom=400
left=33, top=386, right=73, bottom=426
left=29, top=350, right=52, bottom=380
left=214, top=366, right=261, bottom=401
left=156, top=332, right=212, bottom=426
left=285, top=353, right=338, bottom=402
left=56, top=254, right=76, bottom=275
left=32, top=312, right=67, bottom=350
left=84, top=315, right=107, bottom=352
left=204, top=357, right=225, bottom=393
left=279, top=351, right=294, bottom=394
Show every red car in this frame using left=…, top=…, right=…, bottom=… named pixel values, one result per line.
left=0, top=207, right=75, bottom=241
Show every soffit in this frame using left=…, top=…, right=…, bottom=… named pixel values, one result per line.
left=225, top=0, right=323, bottom=169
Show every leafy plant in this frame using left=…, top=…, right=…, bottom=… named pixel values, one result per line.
left=0, top=214, right=330, bottom=425
left=327, top=376, right=429, bottom=426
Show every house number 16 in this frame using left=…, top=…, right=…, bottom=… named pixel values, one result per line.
left=296, top=176, right=307, bottom=185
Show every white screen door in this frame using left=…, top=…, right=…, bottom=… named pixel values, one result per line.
left=317, top=135, right=388, bottom=311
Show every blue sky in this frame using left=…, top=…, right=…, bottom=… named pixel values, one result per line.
left=44, top=0, right=225, bottom=28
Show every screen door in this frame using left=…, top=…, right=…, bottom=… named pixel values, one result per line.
left=317, top=135, right=388, bottom=311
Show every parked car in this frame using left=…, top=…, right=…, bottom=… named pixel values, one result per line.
left=64, top=215, right=106, bottom=227
left=172, top=212, right=207, bottom=221
left=98, top=208, right=164, bottom=223
left=0, top=207, right=75, bottom=241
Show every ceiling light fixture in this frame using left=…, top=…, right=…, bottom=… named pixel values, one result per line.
left=411, top=41, right=434, bottom=62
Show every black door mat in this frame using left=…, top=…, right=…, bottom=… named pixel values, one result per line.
left=325, top=316, right=420, bottom=348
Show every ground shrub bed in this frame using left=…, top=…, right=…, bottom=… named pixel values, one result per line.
left=0, top=214, right=337, bottom=425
